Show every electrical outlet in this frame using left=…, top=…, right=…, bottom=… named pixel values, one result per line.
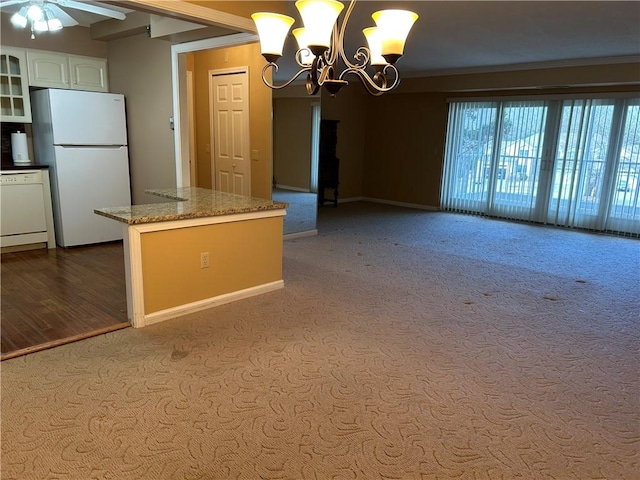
left=200, top=252, right=210, bottom=268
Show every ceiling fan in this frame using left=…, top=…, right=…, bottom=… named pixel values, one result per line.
left=1, top=0, right=126, bottom=38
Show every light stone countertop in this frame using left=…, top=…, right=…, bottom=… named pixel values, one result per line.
left=94, top=187, right=288, bottom=225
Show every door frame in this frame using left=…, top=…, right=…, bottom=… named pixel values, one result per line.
left=310, top=102, right=321, bottom=193
left=170, top=33, right=257, bottom=188
left=185, top=70, right=197, bottom=186
left=208, top=67, right=251, bottom=193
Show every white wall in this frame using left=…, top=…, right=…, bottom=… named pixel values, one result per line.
left=107, top=34, right=176, bottom=204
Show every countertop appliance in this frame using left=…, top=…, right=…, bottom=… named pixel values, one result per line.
left=0, top=169, right=56, bottom=251
left=31, top=88, right=131, bottom=247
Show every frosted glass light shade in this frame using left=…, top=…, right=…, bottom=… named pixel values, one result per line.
left=372, top=9, right=418, bottom=62
left=26, top=4, right=44, bottom=21
left=293, top=28, right=314, bottom=65
left=251, top=12, right=295, bottom=61
left=295, top=0, right=344, bottom=53
left=362, top=27, right=386, bottom=66
left=47, top=17, right=63, bottom=31
left=10, top=8, right=28, bottom=28
left=33, top=19, right=49, bottom=32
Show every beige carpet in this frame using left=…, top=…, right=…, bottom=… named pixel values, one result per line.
left=1, top=202, right=639, bottom=479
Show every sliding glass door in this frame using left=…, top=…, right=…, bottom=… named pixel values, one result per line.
left=607, top=99, right=640, bottom=234
left=441, top=101, right=497, bottom=213
left=442, top=96, right=639, bottom=236
left=489, top=102, right=547, bottom=220
left=442, top=100, right=549, bottom=222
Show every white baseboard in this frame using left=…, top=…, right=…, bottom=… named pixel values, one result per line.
left=141, top=280, right=284, bottom=327
left=275, top=185, right=312, bottom=193
left=284, top=229, right=318, bottom=240
left=337, top=196, right=438, bottom=211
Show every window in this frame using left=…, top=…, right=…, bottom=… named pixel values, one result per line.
left=441, top=97, right=639, bottom=236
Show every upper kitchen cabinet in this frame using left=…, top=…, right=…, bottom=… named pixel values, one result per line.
left=0, top=47, right=32, bottom=123
left=69, top=56, right=108, bottom=92
left=27, top=51, right=108, bottom=92
left=27, top=51, right=69, bottom=89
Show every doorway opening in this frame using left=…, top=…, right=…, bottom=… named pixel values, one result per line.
left=171, top=34, right=256, bottom=189
left=272, top=96, right=320, bottom=237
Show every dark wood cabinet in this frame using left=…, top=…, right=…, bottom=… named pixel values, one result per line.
left=318, top=119, right=339, bottom=207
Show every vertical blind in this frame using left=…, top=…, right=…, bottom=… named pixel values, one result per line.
left=441, top=97, right=640, bottom=236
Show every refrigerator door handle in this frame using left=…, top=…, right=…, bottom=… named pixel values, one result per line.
left=56, top=144, right=127, bottom=148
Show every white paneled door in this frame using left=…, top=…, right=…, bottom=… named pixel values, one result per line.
left=210, top=71, right=250, bottom=196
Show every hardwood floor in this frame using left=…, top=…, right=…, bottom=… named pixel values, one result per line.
left=1, top=242, right=129, bottom=360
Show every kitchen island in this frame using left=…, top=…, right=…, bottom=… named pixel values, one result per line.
left=95, top=188, right=287, bottom=328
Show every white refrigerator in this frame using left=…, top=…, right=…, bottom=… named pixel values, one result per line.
left=31, top=89, right=131, bottom=247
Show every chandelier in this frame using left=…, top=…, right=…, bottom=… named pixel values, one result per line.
left=251, top=0, right=418, bottom=96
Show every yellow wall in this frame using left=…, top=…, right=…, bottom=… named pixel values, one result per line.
left=273, top=97, right=315, bottom=189
left=363, top=92, right=448, bottom=206
left=140, top=216, right=283, bottom=314
left=108, top=34, right=176, bottom=204
left=396, top=63, right=640, bottom=94
left=193, top=43, right=273, bottom=199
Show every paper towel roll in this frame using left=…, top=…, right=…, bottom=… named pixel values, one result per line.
left=11, top=131, right=30, bottom=165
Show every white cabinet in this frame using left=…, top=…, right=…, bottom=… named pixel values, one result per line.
left=69, top=56, right=108, bottom=92
left=0, top=169, right=56, bottom=251
left=0, top=47, right=32, bottom=123
left=27, top=51, right=108, bottom=92
left=26, top=51, right=69, bottom=89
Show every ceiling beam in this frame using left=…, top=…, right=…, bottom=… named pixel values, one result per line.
left=90, top=11, right=150, bottom=41
left=114, top=0, right=256, bottom=33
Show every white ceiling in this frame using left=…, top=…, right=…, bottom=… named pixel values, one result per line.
left=274, top=0, right=640, bottom=80
left=1, top=0, right=638, bottom=77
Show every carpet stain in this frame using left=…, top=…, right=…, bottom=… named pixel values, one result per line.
left=171, top=349, right=189, bottom=360
left=543, top=296, right=559, bottom=301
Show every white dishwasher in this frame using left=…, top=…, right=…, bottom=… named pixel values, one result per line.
left=0, top=169, right=56, bottom=251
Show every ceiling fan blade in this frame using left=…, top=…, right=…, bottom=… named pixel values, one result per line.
left=0, top=0, right=29, bottom=8
left=59, top=0, right=126, bottom=20
left=46, top=4, right=79, bottom=26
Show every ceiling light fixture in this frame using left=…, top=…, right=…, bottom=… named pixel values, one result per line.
left=7, top=0, right=126, bottom=40
left=252, top=0, right=418, bottom=96
left=11, top=2, right=63, bottom=39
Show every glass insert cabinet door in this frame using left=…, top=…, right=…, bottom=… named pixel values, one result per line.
left=0, top=48, right=32, bottom=123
